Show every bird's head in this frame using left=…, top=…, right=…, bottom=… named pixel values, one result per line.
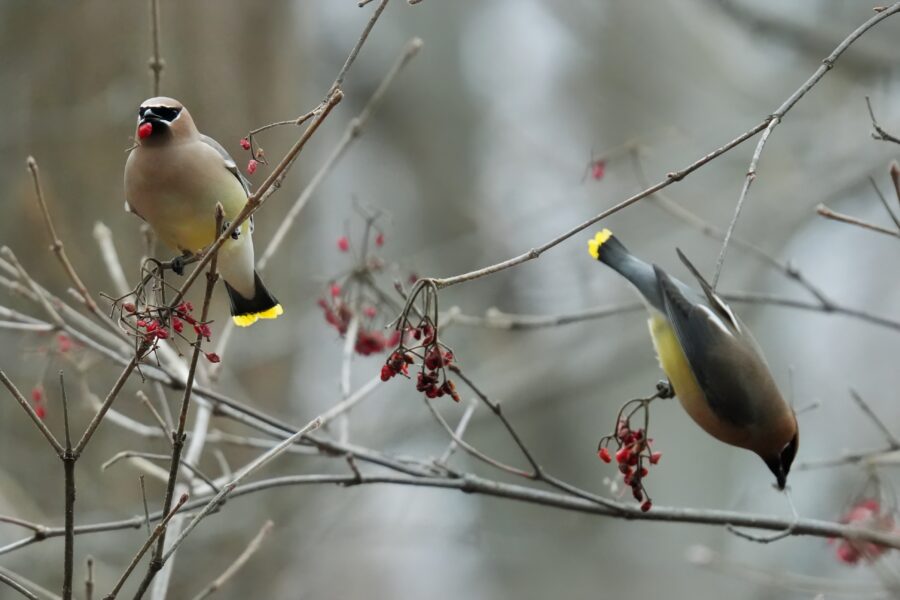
left=135, top=97, right=197, bottom=144
left=763, top=429, right=799, bottom=490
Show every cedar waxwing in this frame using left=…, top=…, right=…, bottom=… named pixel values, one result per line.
left=588, top=229, right=798, bottom=489
left=124, top=97, right=282, bottom=326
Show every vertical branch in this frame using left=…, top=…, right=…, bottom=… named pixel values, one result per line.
left=103, top=494, right=189, bottom=600
left=60, top=372, right=76, bottom=600
left=132, top=207, right=223, bottom=599
left=85, top=556, right=94, bottom=600
left=148, top=0, right=164, bottom=96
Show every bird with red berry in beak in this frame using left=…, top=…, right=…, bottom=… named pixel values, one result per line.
left=124, top=97, right=282, bottom=326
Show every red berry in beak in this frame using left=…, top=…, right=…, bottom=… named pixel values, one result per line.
left=138, top=122, right=153, bottom=139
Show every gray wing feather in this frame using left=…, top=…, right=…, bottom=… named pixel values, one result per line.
left=655, top=265, right=757, bottom=426
left=199, top=134, right=252, bottom=197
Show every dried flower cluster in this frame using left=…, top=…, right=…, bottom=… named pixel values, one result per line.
left=118, top=299, right=219, bottom=362
left=318, top=224, right=399, bottom=357
left=830, top=498, right=896, bottom=565
left=382, top=317, right=461, bottom=403
left=597, top=402, right=661, bottom=512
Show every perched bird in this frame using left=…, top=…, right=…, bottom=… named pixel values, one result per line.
left=124, top=97, right=282, bottom=327
left=588, top=229, right=798, bottom=489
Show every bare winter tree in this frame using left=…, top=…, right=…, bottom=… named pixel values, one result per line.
left=2, top=1, right=900, bottom=598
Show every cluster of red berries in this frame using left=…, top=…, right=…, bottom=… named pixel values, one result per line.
left=239, top=137, right=265, bottom=175
left=30, top=386, right=47, bottom=420
left=317, top=290, right=400, bottom=357
left=122, top=301, right=219, bottom=362
left=830, top=499, right=896, bottom=565
left=381, top=322, right=461, bottom=402
left=597, top=418, right=661, bottom=512
left=318, top=231, right=398, bottom=357
left=56, top=333, right=73, bottom=353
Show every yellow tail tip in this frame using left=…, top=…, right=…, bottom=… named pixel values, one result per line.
left=588, top=229, right=613, bottom=260
left=232, top=304, right=284, bottom=327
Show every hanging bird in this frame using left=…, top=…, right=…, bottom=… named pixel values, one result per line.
left=124, top=97, right=282, bottom=327
left=588, top=229, right=798, bottom=489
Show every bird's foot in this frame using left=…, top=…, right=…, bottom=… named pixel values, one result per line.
left=169, top=252, right=193, bottom=276
left=222, top=220, right=240, bottom=240
left=656, top=380, right=675, bottom=399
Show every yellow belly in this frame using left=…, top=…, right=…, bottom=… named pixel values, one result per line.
left=648, top=314, right=745, bottom=447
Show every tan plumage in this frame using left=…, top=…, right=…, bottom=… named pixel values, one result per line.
left=124, top=97, right=282, bottom=326
left=589, top=229, right=798, bottom=489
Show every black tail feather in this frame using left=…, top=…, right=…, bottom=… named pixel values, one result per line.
left=224, top=271, right=279, bottom=318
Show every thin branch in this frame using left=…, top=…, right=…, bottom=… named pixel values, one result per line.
left=148, top=0, right=163, bottom=96
left=0, top=371, right=64, bottom=455
left=134, top=206, right=223, bottom=598
left=424, top=397, right=529, bottom=477
left=74, top=354, right=143, bottom=455
left=0, top=571, right=39, bottom=600
left=188, top=520, right=274, bottom=600
left=329, top=0, right=390, bottom=95
left=160, top=416, right=323, bottom=563
left=437, top=400, right=476, bottom=466
left=27, top=158, right=121, bottom=338
left=102, top=451, right=219, bottom=493
left=817, top=204, right=900, bottom=238
left=850, top=388, right=900, bottom=449
left=869, top=176, right=900, bottom=231
left=85, top=557, right=94, bottom=600
left=420, top=3, right=900, bottom=291
left=318, top=376, right=381, bottom=428
left=6, top=472, right=900, bottom=554
left=866, top=96, right=900, bottom=145
left=93, top=223, right=131, bottom=297
left=450, top=366, right=542, bottom=478
left=211, top=37, right=421, bottom=376
left=712, top=5, right=900, bottom=286
left=60, top=372, right=76, bottom=600
left=102, top=493, right=188, bottom=600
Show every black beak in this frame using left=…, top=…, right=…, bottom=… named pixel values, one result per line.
left=764, top=457, right=787, bottom=490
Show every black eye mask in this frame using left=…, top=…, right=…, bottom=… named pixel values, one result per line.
left=138, top=106, right=182, bottom=122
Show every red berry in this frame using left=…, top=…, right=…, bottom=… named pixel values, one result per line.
left=337, top=236, right=350, bottom=252
left=591, top=159, right=606, bottom=181
left=640, top=500, right=652, bottom=512
left=649, top=452, right=662, bottom=465
left=34, top=405, right=47, bottom=420
left=598, top=447, right=611, bottom=463
left=155, top=328, right=169, bottom=340
left=632, top=488, right=643, bottom=501
left=31, top=386, right=43, bottom=403
left=240, top=137, right=251, bottom=150
left=363, top=306, right=377, bottom=319
left=57, top=333, right=72, bottom=353
left=615, top=447, right=630, bottom=464
left=172, top=318, right=184, bottom=333
left=138, top=122, right=153, bottom=139
left=123, top=302, right=136, bottom=313
left=375, top=232, right=385, bottom=247
left=380, top=364, right=395, bottom=381
left=640, top=467, right=649, bottom=478
left=204, top=352, right=221, bottom=363
left=387, top=330, right=401, bottom=347
left=246, top=159, right=258, bottom=175
left=136, top=320, right=147, bottom=328
left=330, top=283, right=341, bottom=298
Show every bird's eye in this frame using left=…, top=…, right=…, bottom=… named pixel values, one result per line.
left=138, top=107, right=148, bottom=117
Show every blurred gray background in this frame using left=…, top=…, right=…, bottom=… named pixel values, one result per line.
left=1, top=0, right=900, bottom=598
